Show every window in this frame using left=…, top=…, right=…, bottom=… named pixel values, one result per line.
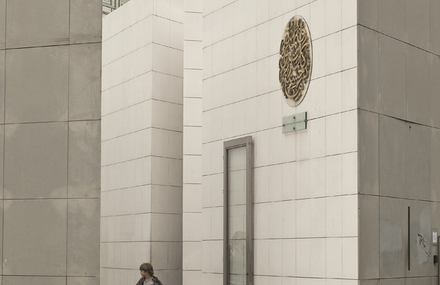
left=224, top=136, right=253, bottom=285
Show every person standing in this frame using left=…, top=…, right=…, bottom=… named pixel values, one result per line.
left=136, top=263, right=163, bottom=285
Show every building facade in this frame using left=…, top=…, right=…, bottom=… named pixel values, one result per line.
left=102, top=0, right=440, bottom=284
left=0, top=0, right=102, bottom=284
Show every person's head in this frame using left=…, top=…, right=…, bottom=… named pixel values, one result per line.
left=139, top=263, right=154, bottom=278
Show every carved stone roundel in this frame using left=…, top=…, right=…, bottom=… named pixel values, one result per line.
left=279, top=16, right=312, bottom=107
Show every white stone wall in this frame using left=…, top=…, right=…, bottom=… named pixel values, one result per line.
left=201, top=0, right=358, bottom=283
left=183, top=0, right=203, bottom=285
left=101, top=0, right=183, bottom=284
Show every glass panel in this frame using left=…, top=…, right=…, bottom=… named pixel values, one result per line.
left=228, top=146, right=246, bottom=285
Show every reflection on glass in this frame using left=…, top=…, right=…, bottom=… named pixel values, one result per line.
left=228, top=147, right=246, bottom=285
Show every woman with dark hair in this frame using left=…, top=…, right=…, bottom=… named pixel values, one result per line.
left=136, top=263, right=163, bottom=285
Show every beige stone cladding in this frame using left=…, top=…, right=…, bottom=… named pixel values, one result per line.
left=358, top=0, right=440, bottom=282
left=183, top=1, right=203, bottom=285
left=202, top=0, right=357, bottom=283
left=101, top=0, right=183, bottom=284
left=0, top=0, right=102, bottom=284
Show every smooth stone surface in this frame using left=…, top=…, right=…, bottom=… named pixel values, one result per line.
left=358, top=0, right=378, bottom=30
left=151, top=185, right=182, bottom=214
left=151, top=213, right=183, bottom=242
left=431, top=0, right=440, bottom=55
left=0, top=203, right=4, bottom=274
left=359, top=281, right=379, bottom=285
left=378, top=34, right=406, bottom=119
left=4, top=122, right=68, bottom=198
left=358, top=110, right=379, bottom=195
left=151, top=242, right=183, bottom=271
left=67, top=199, right=100, bottom=276
left=68, top=121, right=100, bottom=198
left=406, top=200, right=436, bottom=278
left=358, top=26, right=378, bottom=113
left=405, top=278, right=436, bottom=285
left=379, top=116, right=407, bottom=198
left=0, top=0, right=5, bottom=49
left=405, top=123, right=431, bottom=200
left=3, top=276, right=65, bottom=285
left=3, top=200, right=67, bottom=275
left=0, top=49, right=4, bottom=124
left=359, top=195, right=379, bottom=279
left=379, top=197, right=407, bottom=278
left=431, top=129, right=440, bottom=202
left=378, top=0, right=405, bottom=42
left=0, top=126, right=4, bottom=199
left=406, top=0, right=430, bottom=51
left=70, top=0, right=102, bottom=44
left=6, top=0, right=69, bottom=48
left=5, top=46, right=68, bottom=123
left=405, top=45, right=431, bottom=126
left=432, top=55, right=440, bottom=129
left=69, top=43, right=101, bottom=121
left=67, top=277, right=99, bottom=285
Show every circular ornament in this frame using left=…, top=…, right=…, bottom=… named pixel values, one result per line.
left=279, top=16, right=313, bottom=107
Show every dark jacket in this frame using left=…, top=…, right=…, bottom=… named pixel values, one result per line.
left=136, top=276, right=163, bottom=285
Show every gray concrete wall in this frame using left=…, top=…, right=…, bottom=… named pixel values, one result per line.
left=358, top=0, right=440, bottom=283
left=101, top=0, right=183, bottom=284
left=0, top=0, right=102, bottom=284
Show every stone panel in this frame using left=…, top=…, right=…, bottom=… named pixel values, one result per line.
left=406, top=0, right=430, bottom=51
left=68, top=121, right=100, bottom=198
left=0, top=0, right=4, bottom=49
left=431, top=0, right=440, bottom=55
left=378, top=118, right=432, bottom=200
left=67, top=199, right=100, bottom=276
left=405, top=45, right=431, bottom=126
left=379, top=116, right=406, bottom=198
left=358, top=26, right=378, bottom=113
left=151, top=185, right=182, bottom=214
left=70, top=0, right=102, bottom=44
left=432, top=54, right=440, bottom=129
left=431, top=128, right=440, bottom=202
left=3, top=276, right=65, bottom=285
left=3, top=199, right=67, bottom=275
left=378, top=0, right=405, bottom=42
left=405, top=123, right=431, bottom=201
left=378, top=34, right=406, bottom=119
left=69, top=43, right=102, bottom=121
left=6, top=0, right=69, bottom=48
left=379, top=279, right=404, bottom=285
left=67, top=278, right=99, bottom=285
left=359, top=195, right=379, bottom=279
left=0, top=126, right=4, bottom=199
left=5, top=46, right=69, bottom=123
left=151, top=213, right=182, bottom=242
left=359, top=281, right=379, bottom=285
left=0, top=49, right=4, bottom=124
left=358, top=110, right=379, bottom=195
left=407, top=200, right=436, bottom=278
left=379, top=197, right=407, bottom=278
left=358, top=0, right=378, bottom=30
left=405, top=277, right=434, bottom=285
left=4, top=122, right=68, bottom=199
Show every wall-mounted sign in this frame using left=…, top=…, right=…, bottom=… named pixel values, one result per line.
left=282, top=112, right=307, bottom=134
left=279, top=16, right=312, bottom=107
